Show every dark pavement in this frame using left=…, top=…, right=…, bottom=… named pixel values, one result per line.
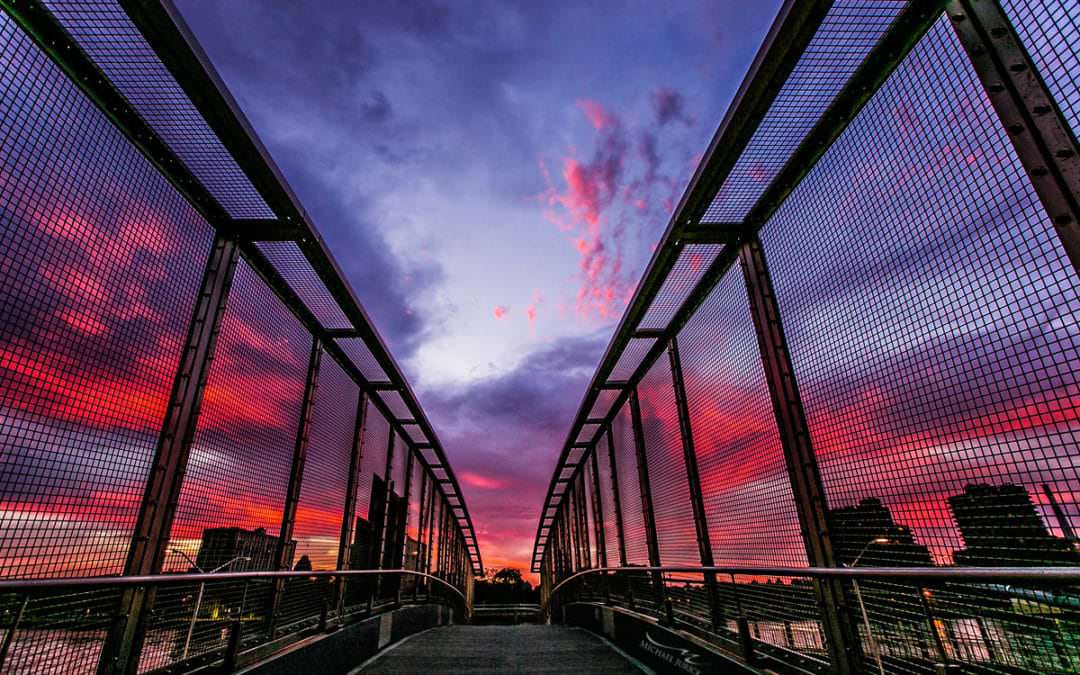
left=355, top=625, right=646, bottom=673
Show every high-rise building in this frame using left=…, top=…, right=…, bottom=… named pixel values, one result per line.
left=949, top=483, right=1079, bottom=566
left=193, top=526, right=295, bottom=572
left=829, top=497, right=933, bottom=566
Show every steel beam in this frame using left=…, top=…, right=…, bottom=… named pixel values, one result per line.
left=266, top=336, right=323, bottom=636
left=628, top=388, right=667, bottom=613
left=95, top=234, right=238, bottom=675
left=334, top=391, right=368, bottom=615
left=740, top=236, right=860, bottom=673
left=668, top=337, right=722, bottom=627
left=947, top=0, right=1080, bottom=275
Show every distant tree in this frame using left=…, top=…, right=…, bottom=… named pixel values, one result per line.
left=294, top=555, right=312, bottom=572
left=492, top=567, right=524, bottom=585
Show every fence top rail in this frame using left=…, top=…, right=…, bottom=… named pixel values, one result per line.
left=0, top=568, right=468, bottom=604
left=547, top=565, right=1080, bottom=603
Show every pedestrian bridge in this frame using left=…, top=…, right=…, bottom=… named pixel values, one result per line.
left=1, top=0, right=1079, bottom=673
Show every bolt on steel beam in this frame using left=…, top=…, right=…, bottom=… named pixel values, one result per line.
left=947, top=0, right=1080, bottom=275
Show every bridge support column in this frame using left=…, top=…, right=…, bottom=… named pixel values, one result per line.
left=740, top=236, right=861, bottom=674
left=668, top=337, right=722, bottom=628
left=266, top=336, right=323, bottom=637
left=628, top=388, right=668, bottom=621
left=97, top=234, right=239, bottom=675
left=947, top=0, right=1080, bottom=276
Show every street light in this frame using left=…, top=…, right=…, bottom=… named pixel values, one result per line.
left=171, top=549, right=251, bottom=661
left=848, top=537, right=890, bottom=675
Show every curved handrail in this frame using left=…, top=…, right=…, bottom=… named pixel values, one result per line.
left=0, top=568, right=469, bottom=606
left=546, top=565, right=1080, bottom=610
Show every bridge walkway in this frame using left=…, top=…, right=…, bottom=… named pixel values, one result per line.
left=354, top=624, right=647, bottom=674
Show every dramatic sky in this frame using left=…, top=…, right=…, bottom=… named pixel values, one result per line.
left=173, top=0, right=785, bottom=573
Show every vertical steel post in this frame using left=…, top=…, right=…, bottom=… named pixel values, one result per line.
left=604, top=425, right=629, bottom=567
left=372, top=428, right=397, bottom=599
left=740, top=236, right=861, bottom=673
left=576, top=474, right=592, bottom=568
left=668, top=337, right=723, bottom=627
left=334, top=391, right=368, bottom=615
left=628, top=387, right=667, bottom=616
left=265, top=335, right=323, bottom=636
left=588, top=449, right=608, bottom=568
left=947, top=0, right=1080, bottom=275
left=97, top=235, right=239, bottom=675
left=395, top=448, right=416, bottom=600
left=412, top=469, right=429, bottom=600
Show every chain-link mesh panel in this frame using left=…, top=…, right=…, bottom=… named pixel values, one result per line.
left=595, top=433, right=621, bottom=566
left=354, top=404, right=389, bottom=524
left=0, top=13, right=213, bottom=585
left=762, top=17, right=1080, bottom=674
left=637, top=356, right=698, bottom=567
left=678, top=267, right=808, bottom=568
left=612, top=402, right=648, bottom=566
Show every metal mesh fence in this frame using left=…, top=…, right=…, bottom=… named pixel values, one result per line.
left=637, top=357, right=698, bottom=567
left=0, top=2, right=481, bottom=671
left=611, top=402, right=648, bottom=567
left=0, top=11, right=213, bottom=582
left=678, top=267, right=808, bottom=568
left=538, top=4, right=1080, bottom=675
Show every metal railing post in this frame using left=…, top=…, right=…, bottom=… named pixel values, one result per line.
left=265, top=336, right=323, bottom=636
left=739, top=236, right=861, bottom=673
left=628, top=387, right=668, bottom=619
left=947, top=0, right=1080, bottom=276
left=97, top=235, right=239, bottom=675
left=668, top=337, right=723, bottom=628
left=334, top=391, right=368, bottom=617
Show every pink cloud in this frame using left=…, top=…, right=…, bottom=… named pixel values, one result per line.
left=576, top=98, right=615, bottom=130
left=493, top=305, right=509, bottom=320
left=460, top=471, right=507, bottom=490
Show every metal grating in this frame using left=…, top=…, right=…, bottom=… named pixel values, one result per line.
left=763, top=15, right=1080, bottom=571
left=637, top=244, right=723, bottom=330
left=588, top=388, right=620, bottom=420
left=637, top=357, right=698, bottom=566
left=378, top=389, right=412, bottom=420
left=401, top=423, right=427, bottom=445
left=354, top=401, right=389, bottom=523
left=612, top=402, right=648, bottom=565
left=256, top=241, right=352, bottom=330
left=43, top=0, right=275, bottom=218
left=576, top=423, right=600, bottom=445
left=678, top=267, right=808, bottom=567
left=608, top=337, right=656, bottom=381
left=999, top=0, right=1080, bottom=136
left=595, top=432, right=621, bottom=565
left=702, top=0, right=908, bottom=223
left=0, top=11, right=213, bottom=583
left=335, top=337, right=389, bottom=383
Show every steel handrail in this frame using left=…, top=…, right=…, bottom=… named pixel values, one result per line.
left=547, top=564, right=1080, bottom=609
left=0, top=568, right=468, bottom=605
